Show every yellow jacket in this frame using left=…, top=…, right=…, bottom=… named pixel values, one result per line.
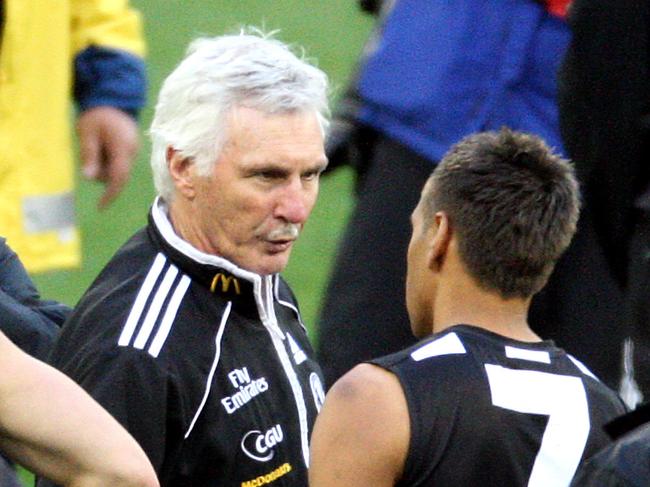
left=0, top=0, right=145, bottom=272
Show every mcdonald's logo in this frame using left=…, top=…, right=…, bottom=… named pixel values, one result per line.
left=211, top=273, right=241, bottom=295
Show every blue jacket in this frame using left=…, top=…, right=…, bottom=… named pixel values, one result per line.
left=357, top=0, right=571, bottom=162
left=0, top=239, right=71, bottom=360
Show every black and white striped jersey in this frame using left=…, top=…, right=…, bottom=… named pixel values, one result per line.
left=44, top=200, right=325, bottom=487
left=370, top=325, right=627, bottom=487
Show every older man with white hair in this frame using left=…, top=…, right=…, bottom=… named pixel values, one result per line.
left=41, top=29, right=329, bottom=487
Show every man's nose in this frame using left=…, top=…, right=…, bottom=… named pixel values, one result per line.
left=275, top=180, right=313, bottom=224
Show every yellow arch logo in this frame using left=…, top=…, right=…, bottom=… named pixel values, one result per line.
left=210, top=273, right=241, bottom=295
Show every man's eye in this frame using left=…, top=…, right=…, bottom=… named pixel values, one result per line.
left=302, top=170, right=321, bottom=181
left=256, top=171, right=283, bottom=180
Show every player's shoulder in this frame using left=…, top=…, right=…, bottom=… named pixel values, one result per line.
left=371, top=327, right=472, bottom=372
left=332, top=363, right=401, bottom=402
left=311, top=366, right=410, bottom=485
left=324, top=363, right=409, bottom=449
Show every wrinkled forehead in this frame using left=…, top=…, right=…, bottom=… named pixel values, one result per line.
left=219, top=107, right=326, bottom=168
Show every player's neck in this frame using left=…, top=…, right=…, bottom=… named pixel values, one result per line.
left=432, top=277, right=540, bottom=343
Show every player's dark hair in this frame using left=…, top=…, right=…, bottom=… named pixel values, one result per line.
left=424, top=128, right=580, bottom=298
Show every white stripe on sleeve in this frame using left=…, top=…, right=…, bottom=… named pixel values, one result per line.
left=134, top=265, right=179, bottom=350
left=148, top=275, right=191, bottom=357
left=118, top=253, right=167, bottom=347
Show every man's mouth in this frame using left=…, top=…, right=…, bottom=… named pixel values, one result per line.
left=266, top=239, right=294, bottom=253
left=261, top=224, right=300, bottom=253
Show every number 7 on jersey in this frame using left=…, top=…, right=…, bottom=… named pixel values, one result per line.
left=485, top=364, right=590, bottom=487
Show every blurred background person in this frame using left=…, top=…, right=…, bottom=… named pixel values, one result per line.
left=0, top=0, right=146, bottom=273
left=0, top=237, right=70, bottom=361
left=531, top=0, right=650, bottom=406
left=317, top=0, right=572, bottom=388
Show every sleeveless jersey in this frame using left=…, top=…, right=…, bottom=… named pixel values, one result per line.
left=370, top=325, right=626, bottom=487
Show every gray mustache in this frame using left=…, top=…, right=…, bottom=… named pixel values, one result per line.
left=267, top=224, right=300, bottom=241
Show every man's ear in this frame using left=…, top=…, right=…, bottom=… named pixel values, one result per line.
left=427, top=212, right=451, bottom=271
left=167, top=147, right=196, bottom=199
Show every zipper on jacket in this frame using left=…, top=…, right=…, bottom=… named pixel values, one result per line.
left=254, top=275, right=311, bottom=468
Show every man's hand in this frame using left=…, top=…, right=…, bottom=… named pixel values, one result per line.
left=77, top=107, right=140, bottom=209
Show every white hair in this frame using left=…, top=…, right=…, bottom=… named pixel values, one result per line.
left=149, top=28, right=330, bottom=201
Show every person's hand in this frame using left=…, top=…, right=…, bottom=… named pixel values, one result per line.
left=77, top=106, right=140, bottom=209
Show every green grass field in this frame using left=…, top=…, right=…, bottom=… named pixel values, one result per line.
left=23, top=2, right=372, bottom=485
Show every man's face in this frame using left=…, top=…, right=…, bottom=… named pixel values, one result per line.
left=188, top=106, right=327, bottom=275
left=406, top=181, right=435, bottom=338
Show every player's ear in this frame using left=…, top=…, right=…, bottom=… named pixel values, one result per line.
left=167, top=146, right=196, bottom=199
left=428, top=211, right=451, bottom=271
